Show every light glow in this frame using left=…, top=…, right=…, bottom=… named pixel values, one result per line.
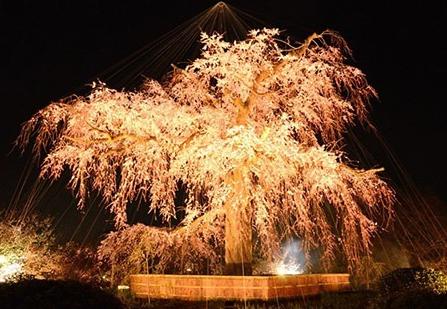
left=276, top=261, right=303, bottom=275
left=0, top=255, right=22, bottom=282
left=275, top=239, right=305, bottom=275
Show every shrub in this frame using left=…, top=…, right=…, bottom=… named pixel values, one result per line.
left=0, top=279, right=123, bottom=309
left=379, top=267, right=447, bottom=295
left=57, top=241, right=108, bottom=288
left=0, top=212, right=62, bottom=281
left=0, top=212, right=107, bottom=286
left=379, top=268, right=447, bottom=308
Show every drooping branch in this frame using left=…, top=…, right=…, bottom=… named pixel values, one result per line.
left=20, top=28, right=394, bottom=274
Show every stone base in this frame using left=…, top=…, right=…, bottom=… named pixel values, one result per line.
left=129, top=273, right=350, bottom=301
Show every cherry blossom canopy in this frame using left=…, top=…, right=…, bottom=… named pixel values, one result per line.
left=19, top=29, right=394, bottom=273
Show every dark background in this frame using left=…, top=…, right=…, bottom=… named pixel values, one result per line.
left=1, top=1, right=446, bottom=242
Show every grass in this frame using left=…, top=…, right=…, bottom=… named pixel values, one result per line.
left=121, top=291, right=378, bottom=308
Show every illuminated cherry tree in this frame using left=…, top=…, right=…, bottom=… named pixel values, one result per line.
left=19, top=29, right=394, bottom=275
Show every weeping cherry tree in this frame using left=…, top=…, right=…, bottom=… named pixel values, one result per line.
left=18, top=29, right=394, bottom=276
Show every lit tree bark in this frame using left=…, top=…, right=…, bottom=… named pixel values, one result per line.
left=224, top=164, right=253, bottom=275
left=223, top=92, right=257, bottom=275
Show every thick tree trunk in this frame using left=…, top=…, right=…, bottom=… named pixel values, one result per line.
left=224, top=203, right=253, bottom=275
left=223, top=166, right=253, bottom=275
left=222, top=89, right=261, bottom=275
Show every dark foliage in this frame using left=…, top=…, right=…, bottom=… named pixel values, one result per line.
left=57, top=242, right=108, bottom=288
left=379, top=267, right=447, bottom=294
left=378, top=268, right=447, bottom=308
left=385, top=290, right=447, bottom=308
left=380, top=267, right=425, bottom=293
left=0, top=279, right=124, bottom=309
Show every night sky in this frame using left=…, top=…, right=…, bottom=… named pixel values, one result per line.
left=1, top=1, right=446, bottom=241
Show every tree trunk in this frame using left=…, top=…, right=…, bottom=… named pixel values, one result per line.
left=223, top=93, right=258, bottom=276
left=224, top=203, right=253, bottom=275
left=224, top=166, right=253, bottom=275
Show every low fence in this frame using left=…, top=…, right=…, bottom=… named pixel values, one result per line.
left=130, top=273, right=350, bottom=301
